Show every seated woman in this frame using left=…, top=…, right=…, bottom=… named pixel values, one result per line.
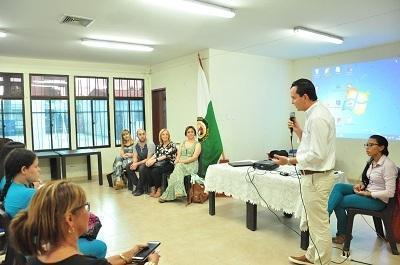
left=134, top=128, right=177, bottom=197
left=328, top=135, right=398, bottom=244
left=109, top=130, right=135, bottom=190
left=9, top=180, right=160, bottom=265
left=159, top=126, right=201, bottom=203
left=0, top=148, right=107, bottom=258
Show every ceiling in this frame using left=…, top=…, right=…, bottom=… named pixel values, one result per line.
left=0, top=0, right=399, bottom=66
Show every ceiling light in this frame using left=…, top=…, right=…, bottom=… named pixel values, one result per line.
left=0, top=30, right=7, bottom=38
left=81, top=38, right=154, bottom=52
left=294, top=26, right=343, bottom=44
left=146, top=0, right=235, bottom=18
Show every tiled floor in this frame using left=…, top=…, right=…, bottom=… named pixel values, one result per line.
left=80, top=180, right=398, bottom=265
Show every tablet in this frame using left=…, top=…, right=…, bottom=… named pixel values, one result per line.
left=132, top=241, right=161, bottom=262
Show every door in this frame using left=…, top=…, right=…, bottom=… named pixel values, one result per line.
left=152, top=88, right=166, bottom=145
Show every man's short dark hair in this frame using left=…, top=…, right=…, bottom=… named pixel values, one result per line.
left=291, top=78, right=318, bottom=101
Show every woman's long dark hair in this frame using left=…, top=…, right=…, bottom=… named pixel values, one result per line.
left=361, top=135, right=389, bottom=187
left=0, top=140, right=24, bottom=179
left=0, top=148, right=36, bottom=202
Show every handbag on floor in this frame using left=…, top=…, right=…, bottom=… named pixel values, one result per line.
left=114, top=176, right=125, bottom=190
left=187, top=183, right=208, bottom=204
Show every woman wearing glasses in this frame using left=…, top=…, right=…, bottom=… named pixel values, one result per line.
left=0, top=148, right=107, bottom=259
left=328, top=135, right=398, bottom=244
left=9, top=180, right=160, bottom=265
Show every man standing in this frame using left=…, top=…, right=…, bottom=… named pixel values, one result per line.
left=125, top=129, right=155, bottom=195
left=273, top=78, right=336, bottom=265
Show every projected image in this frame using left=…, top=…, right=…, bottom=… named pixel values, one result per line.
left=313, top=57, right=400, bottom=140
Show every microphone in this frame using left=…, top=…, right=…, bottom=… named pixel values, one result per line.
left=289, top=112, right=296, bottom=136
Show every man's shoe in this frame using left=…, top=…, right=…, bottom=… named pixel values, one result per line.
left=288, top=255, right=313, bottom=264
left=332, top=234, right=346, bottom=244
left=133, top=190, right=144, bottom=196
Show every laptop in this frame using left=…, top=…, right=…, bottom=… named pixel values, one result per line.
left=228, top=160, right=255, bottom=167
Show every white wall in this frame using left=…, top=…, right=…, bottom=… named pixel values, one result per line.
left=293, top=41, right=400, bottom=180
left=208, top=49, right=293, bottom=160
left=0, top=55, right=151, bottom=180
left=151, top=49, right=293, bottom=161
left=150, top=52, right=203, bottom=143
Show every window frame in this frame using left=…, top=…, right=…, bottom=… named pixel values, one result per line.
left=113, top=77, right=146, bottom=147
left=29, top=73, right=71, bottom=151
left=74, top=76, right=111, bottom=149
left=0, top=72, right=26, bottom=143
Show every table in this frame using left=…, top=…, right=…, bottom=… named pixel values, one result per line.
left=205, top=163, right=345, bottom=250
left=35, top=151, right=61, bottom=180
left=205, top=163, right=304, bottom=225
left=56, top=149, right=103, bottom=185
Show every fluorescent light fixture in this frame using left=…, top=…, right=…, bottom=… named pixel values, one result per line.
left=146, top=0, right=235, bottom=18
left=294, top=26, right=343, bottom=44
left=0, top=30, right=7, bottom=38
left=81, top=38, right=154, bottom=52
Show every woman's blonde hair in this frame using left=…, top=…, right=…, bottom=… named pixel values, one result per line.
left=158, top=128, right=171, bottom=145
left=121, top=129, right=134, bottom=146
left=9, top=180, right=86, bottom=256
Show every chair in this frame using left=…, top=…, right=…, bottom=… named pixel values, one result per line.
left=343, top=168, right=400, bottom=255
left=161, top=174, right=191, bottom=195
left=0, top=205, right=27, bottom=265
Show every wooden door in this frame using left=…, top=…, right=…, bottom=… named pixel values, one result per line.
left=151, top=88, right=166, bottom=145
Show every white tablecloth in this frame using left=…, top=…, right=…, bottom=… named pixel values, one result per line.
left=205, top=163, right=346, bottom=221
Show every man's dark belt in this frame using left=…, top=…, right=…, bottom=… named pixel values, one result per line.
left=300, top=169, right=333, bottom=175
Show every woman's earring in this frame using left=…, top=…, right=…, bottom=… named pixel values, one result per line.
left=68, top=227, right=75, bottom=234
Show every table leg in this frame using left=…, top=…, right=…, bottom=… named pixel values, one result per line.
left=49, top=157, right=61, bottom=180
left=61, top=157, right=66, bottom=179
left=246, top=202, right=257, bottom=231
left=97, top=152, right=103, bottom=185
left=86, top=155, right=92, bottom=180
left=300, top=230, right=309, bottom=250
left=209, top=191, right=215, bottom=215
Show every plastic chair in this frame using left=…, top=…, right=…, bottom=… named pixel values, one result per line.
left=343, top=168, right=400, bottom=255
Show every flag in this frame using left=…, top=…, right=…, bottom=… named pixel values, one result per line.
left=197, top=57, right=223, bottom=178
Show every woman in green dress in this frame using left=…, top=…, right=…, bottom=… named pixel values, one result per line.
left=159, top=126, right=201, bottom=202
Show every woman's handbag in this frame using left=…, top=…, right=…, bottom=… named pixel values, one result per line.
left=187, top=183, right=208, bottom=204
left=154, top=159, right=169, bottom=167
left=80, top=213, right=102, bottom=241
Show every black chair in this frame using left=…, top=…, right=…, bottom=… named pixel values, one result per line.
left=0, top=205, right=27, bottom=265
left=343, top=168, right=400, bottom=255
left=161, top=173, right=170, bottom=192
left=161, top=174, right=191, bottom=195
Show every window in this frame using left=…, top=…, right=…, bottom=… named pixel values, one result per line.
left=0, top=72, right=25, bottom=143
left=75, top=76, right=110, bottom=148
left=114, top=78, right=145, bottom=146
left=30, top=74, right=70, bottom=151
